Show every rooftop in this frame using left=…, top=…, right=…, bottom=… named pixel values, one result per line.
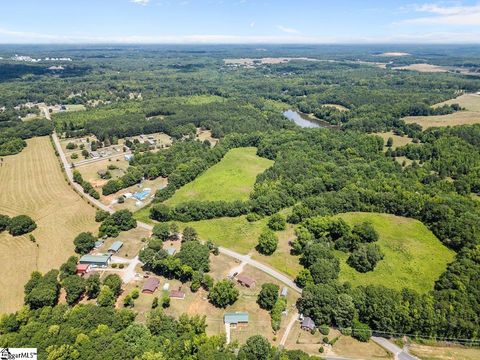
left=237, top=274, right=255, bottom=286
left=301, top=317, right=315, bottom=330
left=79, top=254, right=111, bottom=264
left=108, top=241, right=123, bottom=252
left=142, top=277, right=160, bottom=293
left=224, top=312, right=249, bottom=324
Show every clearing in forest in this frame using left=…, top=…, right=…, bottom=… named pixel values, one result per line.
left=165, top=147, right=273, bottom=206
left=335, top=212, right=455, bottom=293
left=374, top=131, right=413, bottom=150
left=0, top=137, right=97, bottom=314
left=403, top=93, right=480, bottom=128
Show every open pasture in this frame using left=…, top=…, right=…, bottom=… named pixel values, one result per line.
left=0, top=137, right=97, bottom=314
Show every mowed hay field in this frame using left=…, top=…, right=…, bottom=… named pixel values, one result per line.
left=403, top=93, right=480, bottom=128
left=0, top=137, right=97, bottom=314
left=335, top=212, right=455, bottom=293
left=165, top=147, right=273, bottom=206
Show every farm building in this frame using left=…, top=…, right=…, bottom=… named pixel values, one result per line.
left=108, top=241, right=123, bottom=254
left=142, top=277, right=160, bottom=294
left=76, top=263, right=90, bottom=275
left=170, top=290, right=185, bottom=299
left=166, top=247, right=176, bottom=256
left=94, top=240, right=104, bottom=248
left=224, top=312, right=249, bottom=326
left=79, top=254, right=110, bottom=267
left=236, top=274, right=256, bottom=288
left=301, top=317, right=315, bottom=331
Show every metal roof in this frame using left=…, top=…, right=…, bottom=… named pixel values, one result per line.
left=166, top=247, right=176, bottom=255
left=108, top=241, right=123, bottom=252
left=224, top=312, right=249, bottom=324
left=79, top=254, right=111, bottom=264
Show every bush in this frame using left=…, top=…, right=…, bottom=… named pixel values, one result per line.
left=322, top=336, right=329, bottom=344
left=319, top=324, right=330, bottom=335
left=256, top=229, right=278, bottom=255
left=7, top=215, right=36, bottom=236
left=246, top=213, right=262, bottom=222
left=151, top=296, right=159, bottom=309
left=119, top=263, right=124, bottom=269
left=352, top=320, right=372, bottom=342
left=66, top=142, right=77, bottom=150
left=161, top=294, right=170, bottom=308
left=111, top=263, right=118, bottom=268
left=267, top=213, right=286, bottom=231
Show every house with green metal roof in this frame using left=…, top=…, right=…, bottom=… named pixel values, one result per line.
left=108, top=241, right=123, bottom=254
left=79, top=254, right=111, bottom=267
left=224, top=312, right=249, bottom=325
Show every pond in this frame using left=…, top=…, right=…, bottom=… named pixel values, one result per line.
left=283, top=109, right=333, bottom=128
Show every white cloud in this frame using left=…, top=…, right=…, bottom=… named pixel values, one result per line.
left=130, top=0, right=150, bottom=6
left=277, top=25, right=300, bottom=34
left=0, top=26, right=479, bottom=44
left=250, top=21, right=255, bottom=28
left=402, top=2, right=480, bottom=25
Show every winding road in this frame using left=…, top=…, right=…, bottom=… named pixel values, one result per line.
left=51, top=130, right=408, bottom=359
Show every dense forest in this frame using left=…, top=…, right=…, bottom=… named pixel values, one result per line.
left=1, top=44, right=480, bottom=355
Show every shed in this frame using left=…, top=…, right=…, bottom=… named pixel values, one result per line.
left=94, top=240, right=104, bottom=248
left=125, top=154, right=134, bottom=161
left=301, top=317, right=316, bottom=331
left=163, top=283, right=170, bottom=291
left=237, top=274, right=256, bottom=288
left=108, top=241, right=123, bottom=254
left=170, top=290, right=185, bottom=299
left=224, top=312, right=249, bottom=325
left=166, top=247, right=176, bottom=256
left=97, top=169, right=108, bottom=178
left=76, top=263, right=90, bottom=275
left=79, top=254, right=110, bottom=267
left=281, top=287, right=288, bottom=297
left=142, top=277, right=160, bottom=294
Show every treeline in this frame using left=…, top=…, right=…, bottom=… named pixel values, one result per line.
left=0, top=115, right=52, bottom=155
left=73, top=170, right=100, bottom=199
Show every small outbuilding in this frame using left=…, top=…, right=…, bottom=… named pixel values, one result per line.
left=76, top=263, right=90, bottom=275
left=224, top=312, right=249, bottom=326
left=166, top=247, right=176, bottom=256
left=142, top=277, right=160, bottom=294
left=125, top=154, right=134, bottom=161
left=170, top=290, right=185, bottom=299
left=281, top=287, right=288, bottom=297
left=79, top=254, right=110, bottom=268
left=94, top=240, right=104, bottom=249
left=108, top=241, right=123, bottom=254
left=97, top=169, right=108, bottom=178
left=236, top=274, right=256, bottom=288
left=301, top=317, right=316, bottom=331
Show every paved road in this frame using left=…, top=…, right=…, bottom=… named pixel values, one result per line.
left=371, top=337, right=418, bottom=360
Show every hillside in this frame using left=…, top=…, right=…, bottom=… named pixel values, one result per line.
left=335, top=212, right=455, bottom=293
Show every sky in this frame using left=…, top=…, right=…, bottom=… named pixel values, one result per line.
left=0, top=0, right=480, bottom=44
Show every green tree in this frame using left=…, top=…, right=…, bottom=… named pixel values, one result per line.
left=177, top=240, right=210, bottom=272
left=7, top=215, right=36, bottom=236
left=238, top=335, right=272, bottom=360
left=347, top=243, right=384, bottom=272
left=0, top=214, right=10, bottom=232
left=73, top=232, right=97, bottom=255
left=103, top=274, right=122, bottom=296
left=334, top=294, right=356, bottom=328
left=310, top=258, right=340, bottom=284
left=352, top=221, right=379, bottom=243
left=59, top=256, right=78, bottom=280
left=295, top=269, right=313, bottom=288
left=152, top=223, right=170, bottom=241
left=256, top=229, right=278, bottom=255
left=97, top=285, right=115, bottom=307
left=85, top=273, right=101, bottom=299
left=208, top=280, right=239, bottom=308
left=267, top=213, right=286, bottom=231
left=62, top=275, right=86, bottom=305
left=182, top=226, right=198, bottom=242
left=95, top=210, right=110, bottom=222
left=352, top=319, right=372, bottom=342
left=257, top=283, right=279, bottom=310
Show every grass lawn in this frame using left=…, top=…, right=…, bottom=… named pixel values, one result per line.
left=335, top=212, right=455, bottom=293
left=409, top=343, right=480, bottom=360
left=165, top=147, right=273, bottom=206
left=0, top=137, right=98, bottom=314
left=374, top=131, right=413, bottom=150
left=404, top=93, right=480, bottom=128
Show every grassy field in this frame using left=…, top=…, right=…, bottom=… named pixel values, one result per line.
left=0, top=137, right=98, bottom=314
left=335, top=213, right=455, bottom=293
left=404, top=93, right=480, bottom=128
left=322, top=104, right=350, bottom=111
left=165, top=147, right=273, bottom=206
left=374, top=131, right=413, bottom=150
left=409, top=344, right=480, bottom=360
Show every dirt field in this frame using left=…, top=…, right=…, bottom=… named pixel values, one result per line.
left=0, top=137, right=98, bottom=314
left=393, top=64, right=448, bottom=73
left=409, top=343, right=480, bottom=360
left=404, top=93, right=480, bottom=128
